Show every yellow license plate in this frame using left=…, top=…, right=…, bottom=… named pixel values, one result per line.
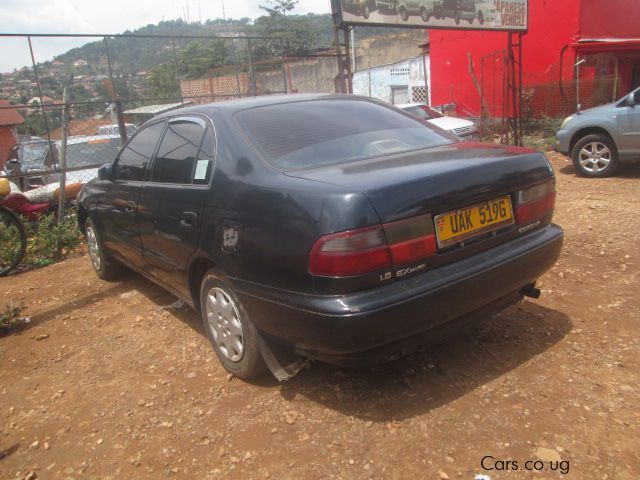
left=434, top=196, right=514, bottom=248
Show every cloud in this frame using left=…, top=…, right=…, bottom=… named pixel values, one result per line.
left=0, top=0, right=331, bottom=72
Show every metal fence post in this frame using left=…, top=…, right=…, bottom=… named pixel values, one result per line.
left=57, top=87, right=69, bottom=224
left=247, top=38, right=257, bottom=96
left=27, top=36, right=54, bottom=153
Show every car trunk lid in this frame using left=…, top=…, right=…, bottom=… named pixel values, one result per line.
left=285, top=141, right=553, bottom=224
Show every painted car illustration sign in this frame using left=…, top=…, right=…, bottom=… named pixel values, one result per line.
left=334, top=0, right=527, bottom=31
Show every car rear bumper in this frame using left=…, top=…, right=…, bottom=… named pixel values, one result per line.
left=234, top=224, right=563, bottom=365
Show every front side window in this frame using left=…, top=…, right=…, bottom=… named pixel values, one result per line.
left=115, top=122, right=165, bottom=181
left=151, top=120, right=205, bottom=184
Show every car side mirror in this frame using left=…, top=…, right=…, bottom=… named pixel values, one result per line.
left=98, top=163, right=114, bottom=181
left=626, top=92, right=636, bottom=107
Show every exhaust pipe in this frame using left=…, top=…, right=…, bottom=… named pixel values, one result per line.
left=521, top=284, right=541, bottom=299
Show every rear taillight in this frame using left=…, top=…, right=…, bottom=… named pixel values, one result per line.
left=309, top=226, right=392, bottom=276
left=516, top=179, right=556, bottom=224
left=309, top=215, right=436, bottom=277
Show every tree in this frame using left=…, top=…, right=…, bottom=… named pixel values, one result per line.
left=253, top=1, right=319, bottom=59
left=149, top=64, right=181, bottom=99
left=178, top=39, right=233, bottom=80
left=259, top=0, right=297, bottom=16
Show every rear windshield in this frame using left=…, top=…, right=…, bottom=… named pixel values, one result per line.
left=236, top=99, right=454, bottom=170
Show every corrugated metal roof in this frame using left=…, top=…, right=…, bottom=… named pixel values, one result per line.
left=123, top=102, right=190, bottom=115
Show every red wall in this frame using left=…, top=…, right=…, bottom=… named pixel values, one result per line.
left=580, top=0, right=640, bottom=39
left=430, top=0, right=581, bottom=116
left=0, top=127, right=18, bottom=168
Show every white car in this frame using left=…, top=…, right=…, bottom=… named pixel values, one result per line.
left=397, top=103, right=478, bottom=138
left=40, top=134, right=123, bottom=185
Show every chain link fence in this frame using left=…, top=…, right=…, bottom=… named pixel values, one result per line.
left=0, top=32, right=323, bottom=272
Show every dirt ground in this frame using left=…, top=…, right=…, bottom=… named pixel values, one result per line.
left=1, top=152, right=638, bottom=480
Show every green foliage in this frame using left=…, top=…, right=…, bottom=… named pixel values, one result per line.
left=178, top=39, right=234, bottom=79
left=24, top=211, right=83, bottom=268
left=17, top=110, right=62, bottom=137
left=259, top=0, right=298, bottom=16
left=253, top=8, right=320, bottom=58
left=0, top=302, right=25, bottom=333
left=149, top=64, right=181, bottom=100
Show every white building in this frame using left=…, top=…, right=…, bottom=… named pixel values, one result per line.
left=353, top=55, right=431, bottom=106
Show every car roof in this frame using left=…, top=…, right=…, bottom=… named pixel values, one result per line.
left=153, top=94, right=377, bottom=120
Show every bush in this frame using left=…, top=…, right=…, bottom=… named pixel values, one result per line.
left=0, top=302, right=25, bottom=333
left=23, top=211, right=83, bottom=268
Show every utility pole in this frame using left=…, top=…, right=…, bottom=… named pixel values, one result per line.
left=221, top=0, right=226, bottom=20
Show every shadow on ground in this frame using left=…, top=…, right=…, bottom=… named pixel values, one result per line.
left=25, top=270, right=205, bottom=335
left=278, top=301, right=572, bottom=422
left=24, top=270, right=572, bottom=423
left=558, top=162, right=640, bottom=178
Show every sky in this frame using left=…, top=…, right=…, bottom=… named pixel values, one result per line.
left=0, top=0, right=332, bottom=73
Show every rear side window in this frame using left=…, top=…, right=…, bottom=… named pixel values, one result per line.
left=194, top=128, right=215, bottom=185
left=115, top=122, right=165, bottom=181
left=151, top=120, right=206, bottom=184
left=236, top=99, right=453, bottom=170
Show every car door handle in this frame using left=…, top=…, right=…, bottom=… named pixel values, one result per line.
left=124, top=201, right=136, bottom=214
left=179, top=211, right=198, bottom=228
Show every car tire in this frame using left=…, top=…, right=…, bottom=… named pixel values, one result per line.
left=478, top=11, right=484, bottom=24
left=200, top=269, right=267, bottom=379
left=420, top=7, right=430, bottom=21
left=571, top=133, right=620, bottom=177
left=400, top=6, right=408, bottom=20
left=85, top=218, right=123, bottom=280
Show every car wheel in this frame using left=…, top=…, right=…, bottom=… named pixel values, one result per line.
left=421, top=6, right=430, bottom=21
left=478, top=11, right=484, bottom=24
left=363, top=4, right=370, bottom=18
left=571, top=133, right=620, bottom=177
left=200, top=269, right=267, bottom=379
left=85, top=218, right=123, bottom=280
left=400, top=6, right=408, bottom=20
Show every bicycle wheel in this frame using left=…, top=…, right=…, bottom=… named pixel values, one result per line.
left=0, top=206, right=27, bottom=276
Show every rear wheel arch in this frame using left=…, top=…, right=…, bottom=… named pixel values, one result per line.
left=189, top=257, right=217, bottom=311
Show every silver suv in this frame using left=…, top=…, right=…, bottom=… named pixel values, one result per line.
left=555, top=87, right=640, bottom=177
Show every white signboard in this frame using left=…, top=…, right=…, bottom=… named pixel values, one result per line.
left=337, top=0, right=528, bottom=32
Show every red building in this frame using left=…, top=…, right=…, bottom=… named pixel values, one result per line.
left=429, top=0, right=640, bottom=118
left=0, top=100, right=24, bottom=168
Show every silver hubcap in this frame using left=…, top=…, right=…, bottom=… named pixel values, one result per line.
left=205, top=287, right=244, bottom=362
left=86, top=226, right=101, bottom=271
left=579, top=142, right=611, bottom=173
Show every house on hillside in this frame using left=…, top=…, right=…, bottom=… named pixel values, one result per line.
left=28, top=96, right=55, bottom=106
left=428, top=0, right=640, bottom=117
left=73, top=59, right=88, bottom=68
left=0, top=100, right=25, bottom=167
